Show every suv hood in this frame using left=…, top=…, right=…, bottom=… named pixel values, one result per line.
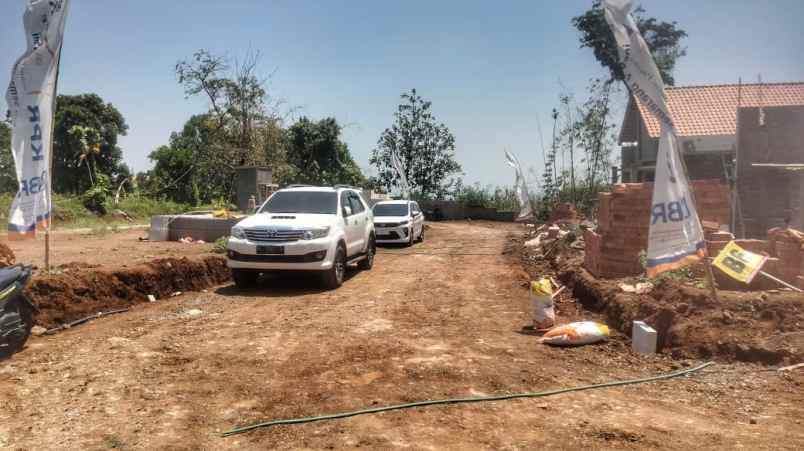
left=235, top=213, right=337, bottom=230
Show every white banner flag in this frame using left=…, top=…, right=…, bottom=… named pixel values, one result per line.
left=5, top=0, right=69, bottom=239
left=603, top=0, right=705, bottom=277
left=504, top=150, right=533, bottom=221
left=391, top=150, right=410, bottom=199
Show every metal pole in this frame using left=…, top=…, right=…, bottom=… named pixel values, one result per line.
left=732, top=78, right=742, bottom=236
left=45, top=41, right=64, bottom=273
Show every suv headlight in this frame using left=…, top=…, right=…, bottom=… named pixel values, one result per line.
left=303, top=227, right=330, bottom=240
left=231, top=226, right=246, bottom=240
left=396, top=220, right=410, bottom=227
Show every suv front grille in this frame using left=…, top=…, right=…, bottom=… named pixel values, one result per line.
left=244, top=228, right=305, bottom=242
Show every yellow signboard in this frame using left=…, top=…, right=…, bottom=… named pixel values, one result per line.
left=712, top=241, right=768, bottom=284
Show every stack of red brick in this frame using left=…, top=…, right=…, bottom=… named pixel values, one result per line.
left=584, top=180, right=730, bottom=279
left=768, top=228, right=804, bottom=290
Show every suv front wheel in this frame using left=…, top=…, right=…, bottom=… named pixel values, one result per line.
left=322, top=244, right=347, bottom=289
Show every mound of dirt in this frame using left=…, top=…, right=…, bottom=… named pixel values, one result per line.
left=0, top=242, right=16, bottom=267
left=561, top=267, right=804, bottom=364
left=26, top=256, right=230, bottom=329
left=514, top=231, right=804, bottom=365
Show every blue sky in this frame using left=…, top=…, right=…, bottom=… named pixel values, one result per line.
left=2, top=0, right=803, bottom=188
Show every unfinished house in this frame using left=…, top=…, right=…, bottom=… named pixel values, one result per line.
left=737, top=104, right=804, bottom=234
left=618, top=82, right=804, bottom=183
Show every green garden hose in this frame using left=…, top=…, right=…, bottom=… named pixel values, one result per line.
left=221, top=361, right=714, bottom=437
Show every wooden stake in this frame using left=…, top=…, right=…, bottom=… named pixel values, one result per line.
left=758, top=270, right=804, bottom=293
left=704, top=258, right=720, bottom=301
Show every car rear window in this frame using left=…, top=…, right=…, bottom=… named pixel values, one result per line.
left=373, top=203, right=409, bottom=217
left=259, top=191, right=338, bottom=214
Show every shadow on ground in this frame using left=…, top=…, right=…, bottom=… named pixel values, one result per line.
left=215, top=269, right=359, bottom=298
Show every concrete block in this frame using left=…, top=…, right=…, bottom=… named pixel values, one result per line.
left=632, top=321, right=657, bottom=354
left=149, top=215, right=173, bottom=241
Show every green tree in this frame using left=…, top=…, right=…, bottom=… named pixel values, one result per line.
left=168, top=49, right=367, bottom=201
left=285, top=117, right=366, bottom=187
left=149, top=114, right=219, bottom=205
left=176, top=49, right=280, bottom=166
left=0, top=122, right=16, bottom=193
left=370, top=89, right=462, bottom=199
left=572, top=1, right=687, bottom=85
left=53, top=94, right=129, bottom=194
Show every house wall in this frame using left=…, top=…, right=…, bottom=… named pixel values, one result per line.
left=620, top=113, right=658, bottom=182
left=684, top=153, right=727, bottom=181
left=738, top=106, right=804, bottom=235
left=637, top=120, right=658, bottom=163
left=236, top=167, right=273, bottom=212
left=620, top=112, right=731, bottom=183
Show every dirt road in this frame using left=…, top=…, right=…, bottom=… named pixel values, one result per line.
left=5, top=228, right=213, bottom=271
left=1, top=222, right=802, bottom=450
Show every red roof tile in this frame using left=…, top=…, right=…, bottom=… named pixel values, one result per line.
left=625, top=82, right=804, bottom=139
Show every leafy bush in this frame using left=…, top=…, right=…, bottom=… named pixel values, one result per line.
left=111, top=196, right=191, bottom=219
left=535, top=179, right=612, bottom=221
left=212, top=236, right=229, bottom=254
left=0, top=192, right=193, bottom=229
left=455, top=184, right=521, bottom=211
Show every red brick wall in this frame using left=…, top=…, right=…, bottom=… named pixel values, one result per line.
left=585, top=180, right=730, bottom=278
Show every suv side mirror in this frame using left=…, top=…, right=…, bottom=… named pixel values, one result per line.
left=343, top=205, right=353, bottom=217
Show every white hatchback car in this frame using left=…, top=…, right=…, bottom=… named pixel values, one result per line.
left=373, top=200, right=425, bottom=245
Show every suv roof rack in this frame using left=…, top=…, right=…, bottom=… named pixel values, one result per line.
left=333, top=184, right=357, bottom=190
left=286, top=184, right=314, bottom=188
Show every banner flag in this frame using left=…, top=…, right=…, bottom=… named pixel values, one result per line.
left=504, top=150, right=533, bottom=221
left=5, top=0, right=70, bottom=239
left=712, top=241, right=767, bottom=284
left=391, top=150, right=409, bottom=199
left=603, top=0, right=706, bottom=277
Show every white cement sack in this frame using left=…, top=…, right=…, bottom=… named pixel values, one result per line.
left=539, top=321, right=610, bottom=346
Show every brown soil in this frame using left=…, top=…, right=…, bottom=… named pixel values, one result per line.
left=27, top=256, right=231, bottom=329
left=3, top=228, right=216, bottom=272
left=517, top=233, right=804, bottom=365
left=0, top=243, right=15, bottom=267
left=0, top=221, right=802, bottom=450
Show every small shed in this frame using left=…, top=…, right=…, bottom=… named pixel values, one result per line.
left=235, top=166, right=274, bottom=212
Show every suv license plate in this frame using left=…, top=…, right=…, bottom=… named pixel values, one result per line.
left=257, top=245, right=284, bottom=255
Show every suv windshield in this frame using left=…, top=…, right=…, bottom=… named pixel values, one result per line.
left=373, top=203, right=409, bottom=217
left=259, top=191, right=338, bottom=214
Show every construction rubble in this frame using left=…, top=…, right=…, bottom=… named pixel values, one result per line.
left=517, top=196, right=804, bottom=364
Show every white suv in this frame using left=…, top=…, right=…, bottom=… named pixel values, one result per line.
left=373, top=200, right=425, bottom=245
left=227, top=185, right=376, bottom=289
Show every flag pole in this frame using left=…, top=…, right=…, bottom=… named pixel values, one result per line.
left=45, top=41, right=64, bottom=273
left=673, top=136, right=719, bottom=301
